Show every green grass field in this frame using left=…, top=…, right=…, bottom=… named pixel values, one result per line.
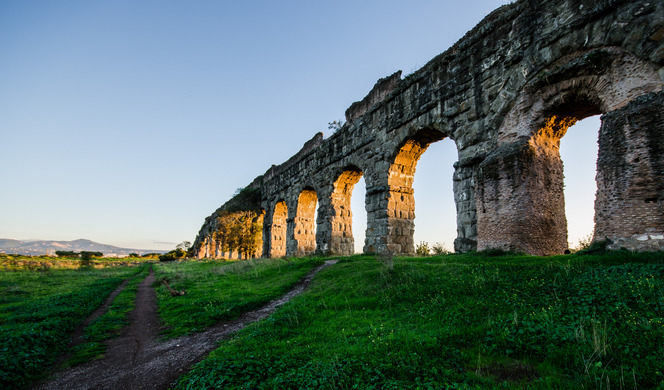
left=0, top=263, right=146, bottom=388
left=2, top=252, right=662, bottom=389
left=174, top=252, right=664, bottom=389
left=154, top=257, right=324, bottom=338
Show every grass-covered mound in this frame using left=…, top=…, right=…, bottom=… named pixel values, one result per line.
left=176, top=252, right=664, bottom=389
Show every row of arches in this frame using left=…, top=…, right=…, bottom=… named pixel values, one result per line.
left=237, top=48, right=663, bottom=259
left=264, top=122, right=605, bottom=258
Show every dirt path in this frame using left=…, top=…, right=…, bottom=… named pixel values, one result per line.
left=54, top=278, right=131, bottom=368
left=37, top=260, right=337, bottom=390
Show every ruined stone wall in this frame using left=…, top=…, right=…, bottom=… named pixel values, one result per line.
left=192, top=0, right=664, bottom=259
left=595, top=91, right=664, bottom=251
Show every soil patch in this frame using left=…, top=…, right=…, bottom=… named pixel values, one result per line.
left=54, top=278, right=130, bottom=368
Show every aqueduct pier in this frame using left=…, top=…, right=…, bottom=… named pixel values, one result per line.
left=192, top=0, right=664, bottom=259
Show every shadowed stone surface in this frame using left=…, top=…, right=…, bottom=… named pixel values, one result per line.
left=193, top=0, right=664, bottom=258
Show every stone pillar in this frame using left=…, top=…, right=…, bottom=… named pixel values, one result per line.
left=594, top=91, right=664, bottom=251
left=453, top=163, right=478, bottom=252
left=198, top=237, right=208, bottom=258
left=285, top=201, right=297, bottom=257
left=385, top=186, right=415, bottom=255
left=262, top=210, right=271, bottom=258
left=476, top=116, right=573, bottom=255
left=315, top=187, right=334, bottom=255
left=364, top=185, right=389, bottom=254
left=213, top=237, right=221, bottom=258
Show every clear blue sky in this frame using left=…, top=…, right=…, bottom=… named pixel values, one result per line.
left=0, top=0, right=600, bottom=252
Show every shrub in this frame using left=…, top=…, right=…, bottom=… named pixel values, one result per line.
left=415, top=241, right=430, bottom=256
left=575, top=239, right=611, bottom=255
left=573, top=234, right=593, bottom=252
left=431, top=242, right=450, bottom=255
left=159, top=248, right=187, bottom=262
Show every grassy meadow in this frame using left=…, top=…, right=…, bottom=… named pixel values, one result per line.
left=1, top=251, right=662, bottom=389
left=0, top=260, right=148, bottom=388
left=154, top=257, right=324, bottom=337
left=174, top=252, right=664, bottom=389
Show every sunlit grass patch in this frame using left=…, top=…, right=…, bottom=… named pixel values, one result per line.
left=175, top=252, right=664, bottom=389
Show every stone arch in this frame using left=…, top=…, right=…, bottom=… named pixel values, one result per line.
left=385, top=128, right=448, bottom=254
left=269, top=200, right=288, bottom=258
left=477, top=48, right=664, bottom=254
left=293, top=187, right=318, bottom=256
left=497, top=47, right=663, bottom=143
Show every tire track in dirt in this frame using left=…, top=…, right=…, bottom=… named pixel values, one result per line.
left=37, top=259, right=338, bottom=390
left=54, top=278, right=131, bottom=369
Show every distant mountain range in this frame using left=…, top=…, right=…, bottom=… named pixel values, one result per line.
left=0, top=238, right=166, bottom=256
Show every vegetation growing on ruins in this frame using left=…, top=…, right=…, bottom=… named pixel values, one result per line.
left=211, top=210, right=264, bottom=259
left=224, top=185, right=262, bottom=213
left=175, top=252, right=664, bottom=389
left=0, top=264, right=144, bottom=388
left=153, top=257, right=323, bottom=338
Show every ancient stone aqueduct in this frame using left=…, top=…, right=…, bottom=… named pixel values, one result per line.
left=192, top=0, right=664, bottom=259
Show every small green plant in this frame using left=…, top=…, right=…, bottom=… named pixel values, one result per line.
left=573, top=234, right=593, bottom=252
left=415, top=241, right=430, bottom=256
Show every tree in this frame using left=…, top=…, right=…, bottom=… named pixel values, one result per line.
left=328, top=120, right=344, bottom=133
left=55, top=250, right=79, bottom=258
left=415, top=241, right=430, bottom=256
left=129, top=253, right=139, bottom=258
left=80, top=251, right=102, bottom=260
left=176, top=241, right=192, bottom=251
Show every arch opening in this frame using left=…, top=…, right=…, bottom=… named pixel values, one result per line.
left=560, top=115, right=602, bottom=249
left=526, top=99, right=602, bottom=253
left=482, top=48, right=664, bottom=255
left=412, top=138, right=457, bottom=254
left=270, top=201, right=287, bottom=258
left=294, top=188, right=318, bottom=256
left=330, top=167, right=363, bottom=255
left=350, top=176, right=367, bottom=254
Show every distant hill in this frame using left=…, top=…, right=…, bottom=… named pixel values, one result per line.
left=0, top=238, right=167, bottom=256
